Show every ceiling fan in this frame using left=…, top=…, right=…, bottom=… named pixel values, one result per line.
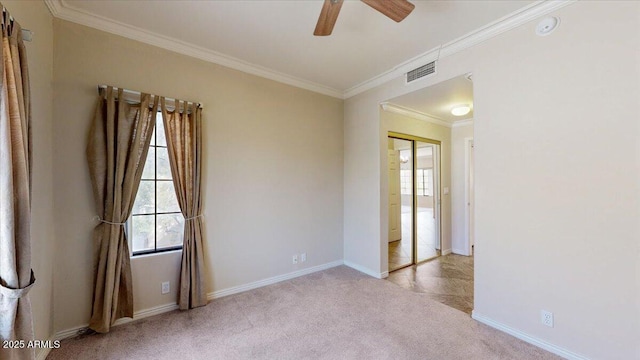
left=314, top=0, right=415, bottom=36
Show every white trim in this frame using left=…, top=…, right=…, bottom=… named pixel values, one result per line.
left=344, top=0, right=577, bottom=98
left=464, top=137, right=474, bottom=257
left=442, top=248, right=453, bottom=256
left=44, top=1, right=575, bottom=100
left=379, top=271, right=389, bottom=279
left=55, top=325, right=88, bottom=341
left=207, top=260, right=344, bottom=300
left=112, top=303, right=180, bottom=326
left=36, top=346, right=53, bottom=360
left=53, top=261, right=343, bottom=341
left=43, top=0, right=62, bottom=15
left=43, top=0, right=343, bottom=99
left=451, top=248, right=467, bottom=255
left=452, top=119, right=474, bottom=128
left=472, top=311, right=590, bottom=360
left=434, top=144, right=442, bottom=253
left=55, top=302, right=180, bottom=340
left=381, top=102, right=452, bottom=128
left=343, top=260, right=385, bottom=279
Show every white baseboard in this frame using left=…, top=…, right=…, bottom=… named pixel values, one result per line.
left=343, top=260, right=384, bottom=279
left=471, top=311, right=589, bottom=360
left=55, top=302, right=180, bottom=340
left=56, top=325, right=88, bottom=340
left=36, top=346, right=52, bottom=360
left=451, top=248, right=470, bottom=256
left=207, top=260, right=344, bottom=300
left=442, top=248, right=452, bottom=255
left=379, top=271, right=389, bottom=279
left=54, top=260, right=343, bottom=341
left=112, top=302, right=180, bottom=326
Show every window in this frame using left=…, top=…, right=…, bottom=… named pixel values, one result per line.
left=128, top=113, right=184, bottom=255
left=416, top=169, right=433, bottom=196
left=400, top=169, right=412, bottom=195
left=400, top=168, right=433, bottom=196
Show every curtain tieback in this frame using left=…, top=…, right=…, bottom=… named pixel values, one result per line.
left=184, top=214, right=203, bottom=221
left=0, top=270, right=36, bottom=299
left=95, top=216, right=126, bottom=226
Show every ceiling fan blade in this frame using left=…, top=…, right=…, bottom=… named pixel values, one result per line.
left=314, top=0, right=344, bottom=36
left=361, top=0, right=415, bottom=22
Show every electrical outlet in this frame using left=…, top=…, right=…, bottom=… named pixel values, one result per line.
left=301, top=253, right=307, bottom=262
left=292, top=255, right=298, bottom=264
left=541, top=310, right=553, bottom=327
left=161, top=281, right=170, bottom=295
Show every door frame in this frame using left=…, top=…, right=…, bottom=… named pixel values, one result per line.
left=464, top=137, right=474, bottom=256
left=388, top=131, right=442, bottom=268
left=387, top=149, right=402, bottom=242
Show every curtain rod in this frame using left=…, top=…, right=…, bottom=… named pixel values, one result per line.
left=97, top=85, right=203, bottom=108
left=1, top=4, right=33, bottom=41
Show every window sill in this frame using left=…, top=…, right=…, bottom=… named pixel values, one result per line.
left=130, top=248, right=182, bottom=259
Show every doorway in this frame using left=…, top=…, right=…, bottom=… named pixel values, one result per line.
left=388, top=132, right=441, bottom=272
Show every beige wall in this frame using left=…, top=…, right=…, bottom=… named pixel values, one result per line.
left=4, top=0, right=55, bottom=355
left=11, top=2, right=639, bottom=359
left=451, top=124, right=473, bottom=254
left=345, top=2, right=639, bottom=359
left=52, top=20, right=344, bottom=332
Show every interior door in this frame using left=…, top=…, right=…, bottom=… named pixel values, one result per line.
left=388, top=149, right=402, bottom=242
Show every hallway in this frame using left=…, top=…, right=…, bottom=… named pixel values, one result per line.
left=387, top=254, right=474, bottom=314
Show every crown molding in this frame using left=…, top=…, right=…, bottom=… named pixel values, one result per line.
left=43, top=0, right=344, bottom=99
left=344, top=0, right=577, bottom=98
left=452, top=119, right=474, bottom=128
left=45, top=0, right=576, bottom=100
left=381, top=102, right=453, bottom=128
left=43, top=0, right=62, bottom=16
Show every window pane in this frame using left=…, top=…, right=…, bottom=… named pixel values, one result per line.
left=132, top=181, right=155, bottom=215
left=129, top=113, right=184, bottom=256
left=157, top=147, right=172, bottom=180
left=149, top=119, right=156, bottom=146
left=156, top=113, right=167, bottom=147
left=157, top=214, right=184, bottom=249
left=141, top=147, right=155, bottom=180
left=131, top=215, right=154, bottom=252
left=157, top=181, right=180, bottom=213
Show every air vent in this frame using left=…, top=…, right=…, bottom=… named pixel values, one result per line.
left=406, top=61, right=436, bottom=83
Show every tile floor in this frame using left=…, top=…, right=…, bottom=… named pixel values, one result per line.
left=386, top=254, right=474, bottom=314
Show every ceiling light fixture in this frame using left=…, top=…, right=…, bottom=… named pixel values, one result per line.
left=451, top=105, right=471, bottom=117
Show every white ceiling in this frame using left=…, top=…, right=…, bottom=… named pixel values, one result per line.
left=59, top=0, right=533, bottom=95
left=386, top=73, right=474, bottom=123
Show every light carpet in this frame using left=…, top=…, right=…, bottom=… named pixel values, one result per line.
left=47, top=266, right=560, bottom=359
